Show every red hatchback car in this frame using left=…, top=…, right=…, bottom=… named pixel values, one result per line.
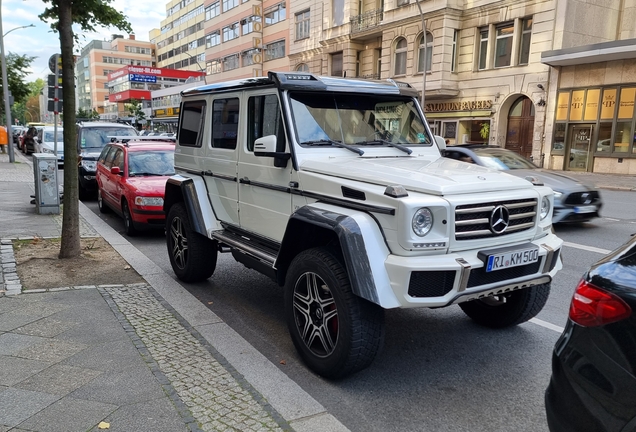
left=96, top=137, right=175, bottom=235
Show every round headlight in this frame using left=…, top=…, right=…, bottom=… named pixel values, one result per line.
left=412, top=208, right=433, bottom=237
left=540, top=196, right=551, bottom=220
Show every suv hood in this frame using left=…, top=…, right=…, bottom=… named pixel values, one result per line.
left=300, top=157, right=533, bottom=196
left=79, top=150, right=102, bottom=160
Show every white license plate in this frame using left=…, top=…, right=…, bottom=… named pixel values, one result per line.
left=574, top=205, right=596, bottom=214
left=486, top=248, right=539, bottom=272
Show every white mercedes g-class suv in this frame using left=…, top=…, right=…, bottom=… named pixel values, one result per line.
left=164, top=72, right=563, bottom=378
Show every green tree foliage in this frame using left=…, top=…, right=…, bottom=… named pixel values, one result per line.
left=0, top=53, right=35, bottom=121
left=39, top=0, right=131, bottom=259
left=127, top=99, right=145, bottom=129
left=77, top=107, right=100, bottom=119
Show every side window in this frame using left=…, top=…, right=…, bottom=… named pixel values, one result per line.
left=247, top=94, right=285, bottom=152
left=212, top=98, right=239, bottom=149
left=98, top=145, right=111, bottom=164
left=112, top=149, right=124, bottom=171
left=178, top=100, right=206, bottom=147
left=104, top=147, right=118, bottom=168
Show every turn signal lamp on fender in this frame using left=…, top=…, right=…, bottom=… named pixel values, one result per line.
left=569, top=280, right=632, bottom=327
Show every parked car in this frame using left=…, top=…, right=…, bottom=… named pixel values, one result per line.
left=545, top=234, right=636, bottom=432
left=96, top=137, right=175, bottom=235
left=77, top=122, right=138, bottom=200
left=443, top=145, right=603, bottom=223
left=38, top=126, right=64, bottom=167
left=12, top=126, right=25, bottom=144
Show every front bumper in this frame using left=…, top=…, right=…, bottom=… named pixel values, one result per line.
left=384, top=233, right=563, bottom=308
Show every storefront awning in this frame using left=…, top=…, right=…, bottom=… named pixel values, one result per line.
left=541, top=38, right=636, bottom=67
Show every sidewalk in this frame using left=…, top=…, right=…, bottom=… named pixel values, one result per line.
left=0, top=147, right=346, bottom=432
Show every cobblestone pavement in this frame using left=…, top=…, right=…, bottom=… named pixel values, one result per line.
left=102, top=284, right=289, bottom=432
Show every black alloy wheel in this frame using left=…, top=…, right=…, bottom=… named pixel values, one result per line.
left=285, top=248, right=385, bottom=379
left=166, top=203, right=217, bottom=282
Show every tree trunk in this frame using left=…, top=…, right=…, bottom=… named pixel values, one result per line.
left=58, top=0, right=81, bottom=259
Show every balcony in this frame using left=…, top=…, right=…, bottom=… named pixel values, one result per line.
left=350, top=9, right=383, bottom=35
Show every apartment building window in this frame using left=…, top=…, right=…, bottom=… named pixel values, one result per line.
left=451, top=30, right=459, bottom=72
left=264, top=3, right=286, bottom=26
left=494, top=22, right=514, bottom=68
left=223, top=54, right=239, bottom=71
left=331, top=52, right=343, bottom=77
left=295, top=10, right=310, bottom=40
left=296, top=63, right=309, bottom=72
left=417, top=32, right=433, bottom=73
left=242, top=49, right=260, bottom=66
left=206, top=2, right=220, bottom=20
left=478, top=28, right=488, bottom=70
left=207, top=59, right=222, bottom=74
left=223, top=23, right=239, bottom=42
left=518, top=18, right=532, bottom=65
left=394, top=37, right=407, bottom=76
left=222, top=0, right=238, bottom=12
left=242, top=16, right=261, bottom=35
left=264, top=40, right=285, bottom=61
left=206, top=31, right=221, bottom=48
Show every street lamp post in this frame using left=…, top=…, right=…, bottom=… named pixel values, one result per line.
left=414, top=0, right=427, bottom=111
left=0, top=8, right=36, bottom=163
left=182, top=52, right=206, bottom=80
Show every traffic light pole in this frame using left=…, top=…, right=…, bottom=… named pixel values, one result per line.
left=0, top=2, right=15, bottom=162
left=54, top=54, right=60, bottom=158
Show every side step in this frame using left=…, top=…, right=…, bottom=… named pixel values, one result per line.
left=211, top=230, right=277, bottom=265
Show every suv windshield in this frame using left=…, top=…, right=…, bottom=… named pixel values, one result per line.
left=289, top=92, right=431, bottom=148
left=81, top=127, right=137, bottom=150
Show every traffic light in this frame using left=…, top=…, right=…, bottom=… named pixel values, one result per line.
left=47, top=74, right=63, bottom=113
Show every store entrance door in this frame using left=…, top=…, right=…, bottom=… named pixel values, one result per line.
left=567, top=124, right=593, bottom=171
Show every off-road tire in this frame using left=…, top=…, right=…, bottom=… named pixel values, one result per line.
left=122, top=200, right=138, bottom=237
left=459, top=283, right=551, bottom=328
left=166, top=202, right=218, bottom=282
left=284, top=248, right=385, bottom=379
left=97, top=190, right=111, bottom=214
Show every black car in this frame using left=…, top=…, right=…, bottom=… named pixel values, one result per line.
left=444, top=145, right=603, bottom=223
left=77, top=122, right=138, bottom=200
left=545, top=234, right=636, bottom=432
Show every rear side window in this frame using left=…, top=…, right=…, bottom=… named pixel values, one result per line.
left=247, top=94, right=285, bottom=152
left=98, top=145, right=111, bottom=164
left=212, top=98, right=239, bottom=149
left=104, top=147, right=119, bottom=168
left=178, top=100, right=206, bottom=147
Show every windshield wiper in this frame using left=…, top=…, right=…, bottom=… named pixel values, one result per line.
left=354, top=139, right=413, bottom=155
left=130, top=172, right=164, bottom=177
left=301, top=139, right=364, bottom=156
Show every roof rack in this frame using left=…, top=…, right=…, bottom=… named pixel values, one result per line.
left=108, top=136, right=176, bottom=144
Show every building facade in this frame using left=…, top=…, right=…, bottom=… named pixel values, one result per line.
left=75, top=36, right=155, bottom=116
left=541, top=0, right=636, bottom=174
left=152, top=0, right=207, bottom=73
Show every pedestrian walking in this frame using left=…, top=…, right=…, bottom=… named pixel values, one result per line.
left=0, top=126, right=7, bottom=153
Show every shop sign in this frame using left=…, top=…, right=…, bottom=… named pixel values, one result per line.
left=154, top=107, right=180, bottom=118
left=425, top=100, right=493, bottom=112
left=618, top=87, right=636, bottom=119
left=584, top=89, right=600, bottom=121
left=569, top=90, right=585, bottom=121
left=129, top=74, right=157, bottom=83
left=601, top=89, right=616, bottom=119
left=556, top=92, right=570, bottom=120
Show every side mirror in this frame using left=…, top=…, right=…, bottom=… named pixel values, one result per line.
left=111, top=166, right=121, bottom=175
left=254, top=135, right=290, bottom=168
left=434, top=135, right=446, bottom=151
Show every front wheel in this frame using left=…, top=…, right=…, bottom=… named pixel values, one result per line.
left=97, top=190, right=111, bottom=214
left=459, top=283, right=551, bottom=328
left=284, top=248, right=385, bottom=379
left=122, top=200, right=137, bottom=237
left=166, top=203, right=218, bottom=282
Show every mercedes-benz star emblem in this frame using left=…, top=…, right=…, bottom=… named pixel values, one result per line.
left=490, top=205, right=510, bottom=234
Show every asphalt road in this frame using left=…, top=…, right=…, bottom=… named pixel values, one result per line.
left=83, top=189, right=636, bottom=432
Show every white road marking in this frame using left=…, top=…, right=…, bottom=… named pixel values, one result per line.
left=603, top=217, right=620, bottom=221
left=563, top=241, right=611, bottom=255
left=529, top=318, right=564, bottom=333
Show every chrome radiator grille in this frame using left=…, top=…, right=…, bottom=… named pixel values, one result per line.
left=455, top=198, right=537, bottom=240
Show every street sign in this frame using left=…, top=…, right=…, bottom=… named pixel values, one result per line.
left=47, top=100, right=63, bottom=113
left=48, top=54, right=62, bottom=74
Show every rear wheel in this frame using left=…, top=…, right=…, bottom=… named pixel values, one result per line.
left=459, top=283, right=551, bottom=328
left=284, top=248, right=385, bottom=379
left=122, top=200, right=137, bottom=236
left=166, top=203, right=217, bottom=282
left=97, top=190, right=111, bottom=213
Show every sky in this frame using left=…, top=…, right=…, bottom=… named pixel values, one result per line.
left=2, top=0, right=166, bottom=82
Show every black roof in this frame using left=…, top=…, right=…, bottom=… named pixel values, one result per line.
left=182, top=71, right=420, bottom=98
